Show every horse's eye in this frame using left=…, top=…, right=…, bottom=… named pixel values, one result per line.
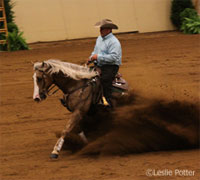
left=37, top=77, right=42, bottom=82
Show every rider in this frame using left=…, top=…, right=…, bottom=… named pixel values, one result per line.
left=88, top=19, right=122, bottom=107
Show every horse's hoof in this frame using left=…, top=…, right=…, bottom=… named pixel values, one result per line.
left=50, top=153, right=59, bottom=159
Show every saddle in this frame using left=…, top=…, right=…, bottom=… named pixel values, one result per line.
left=93, top=66, right=129, bottom=91
left=112, top=73, right=129, bottom=91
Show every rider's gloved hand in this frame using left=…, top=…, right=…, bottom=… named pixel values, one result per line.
left=87, top=54, right=98, bottom=65
left=91, top=54, right=98, bottom=61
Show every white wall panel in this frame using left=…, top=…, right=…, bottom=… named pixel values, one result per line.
left=13, top=0, right=174, bottom=43
left=134, top=0, right=174, bottom=32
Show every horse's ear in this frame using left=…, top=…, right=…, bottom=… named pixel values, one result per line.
left=42, top=62, right=51, bottom=72
left=34, top=62, right=43, bottom=71
left=42, top=62, right=47, bottom=67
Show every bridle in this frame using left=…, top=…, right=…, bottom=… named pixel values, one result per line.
left=36, top=63, right=99, bottom=100
left=37, top=70, right=60, bottom=97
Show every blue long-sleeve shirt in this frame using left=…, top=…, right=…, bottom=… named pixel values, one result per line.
left=91, top=33, right=122, bottom=67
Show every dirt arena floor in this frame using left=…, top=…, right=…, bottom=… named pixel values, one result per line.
left=0, top=31, right=200, bottom=180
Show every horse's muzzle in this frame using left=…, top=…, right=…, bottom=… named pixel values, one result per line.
left=34, top=97, right=41, bottom=102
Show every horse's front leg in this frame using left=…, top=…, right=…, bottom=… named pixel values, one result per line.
left=50, top=110, right=83, bottom=159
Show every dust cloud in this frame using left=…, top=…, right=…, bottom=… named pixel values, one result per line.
left=62, top=92, right=199, bottom=156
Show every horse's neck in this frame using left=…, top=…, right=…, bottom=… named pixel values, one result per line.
left=53, top=73, right=85, bottom=94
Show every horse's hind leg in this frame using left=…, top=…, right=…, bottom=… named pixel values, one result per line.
left=78, top=131, right=88, bottom=144
left=50, top=110, right=84, bottom=159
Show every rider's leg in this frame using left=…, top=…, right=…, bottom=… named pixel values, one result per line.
left=100, top=65, right=119, bottom=107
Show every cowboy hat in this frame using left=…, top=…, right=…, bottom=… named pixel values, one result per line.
left=94, top=19, right=118, bottom=29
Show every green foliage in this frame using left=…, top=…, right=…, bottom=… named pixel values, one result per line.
left=170, top=0, right=194, bottom=29
left=179, top=8, right=200, bottom=34
left=4, top=0, right=15, bottom=23
left=7, top=30, right=29, bottom=51
left=181, top=16, right=200, bottom=34
left=0, top=34, right=7, bottom=51
left=0, top=22, right=18, bottom=51
left=180, top=8, right=198, bottom=22
left=7, top=21, right=19, bottom=32
left=0, top=0, right=14, bottom=29
left=0, top=0, right=29, bottom=51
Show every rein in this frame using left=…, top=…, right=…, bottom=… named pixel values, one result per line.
left=62, top=77, right=98, bottom=112
left=47, top=84, right=60, bottom=96
left=68, top=78, right=96, bottom=95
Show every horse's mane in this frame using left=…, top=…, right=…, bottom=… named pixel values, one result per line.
left=34, top=59, right=97, bottom=80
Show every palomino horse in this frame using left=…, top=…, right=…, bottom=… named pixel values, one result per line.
left=33, top=59, right=128, bottom=159
left=33, top=59, right=102, bottom=159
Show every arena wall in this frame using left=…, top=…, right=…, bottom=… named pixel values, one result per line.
left=13, top=0, right=175, bottom=43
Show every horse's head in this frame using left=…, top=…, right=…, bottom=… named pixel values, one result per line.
left=33, top=62, right=54, bottom=102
